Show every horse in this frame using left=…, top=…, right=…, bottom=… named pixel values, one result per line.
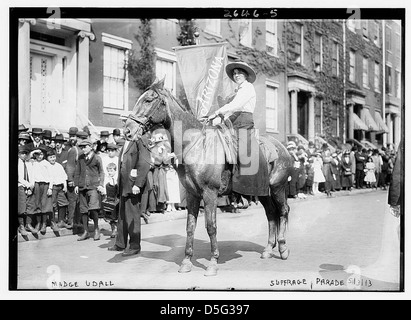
left=123, top=78, right=294, bottom=276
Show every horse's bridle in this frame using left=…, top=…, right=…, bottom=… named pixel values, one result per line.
left=127, top=90, right=167, bottom=135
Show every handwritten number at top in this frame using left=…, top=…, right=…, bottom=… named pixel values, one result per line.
left=223, top=9, right=275, bottom=18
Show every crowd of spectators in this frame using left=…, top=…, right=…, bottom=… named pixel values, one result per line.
left=285, top=140, right=397, bottom=199
left=17, top=124, right=185, bottom=240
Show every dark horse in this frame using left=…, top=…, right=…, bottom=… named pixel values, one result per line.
left=124, top=79, right=293, bottom=276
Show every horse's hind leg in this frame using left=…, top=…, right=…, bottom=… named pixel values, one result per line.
left=273, top=188, right=290, bottom=260
left=179, top=192, right=200, bottom=273
left=259, top=195, right=277, bottom=259
left=203, top=188, right=219, bottom=276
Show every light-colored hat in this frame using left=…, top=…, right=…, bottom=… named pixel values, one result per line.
left=226, top=61, right=256, bottom=84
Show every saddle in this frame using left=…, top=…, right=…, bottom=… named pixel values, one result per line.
left=213, top=120, right=279, bottom=166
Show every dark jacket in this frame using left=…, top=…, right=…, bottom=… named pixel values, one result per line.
left=355, top=151, right=367, bottom=170
left=66, top=145, right=81, bottom=183
left=55, top=148, right=69, bottom=172
left=388, top=141, right=403, bottom=207
left=118, top=137, right=151, bottom=198
left=74, top=151, right=105, bottom=190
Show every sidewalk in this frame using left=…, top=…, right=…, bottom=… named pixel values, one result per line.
left=16, top=187, right=385, bottom=243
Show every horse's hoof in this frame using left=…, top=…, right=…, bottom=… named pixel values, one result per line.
left=279, top=248, right=290, bottom=260
left=178, top=261, right=193, bottom=273
left=260, top=251, right=273, bottom=259
left=204, top=265, right=218, bottom=277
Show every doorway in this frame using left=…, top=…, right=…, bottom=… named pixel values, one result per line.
left=30, top=43, right=75, bottom=130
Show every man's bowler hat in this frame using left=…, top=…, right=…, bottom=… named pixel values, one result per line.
left=31, top=128, right=43, bottom=135
left=68, top=127, right=79, bottom=136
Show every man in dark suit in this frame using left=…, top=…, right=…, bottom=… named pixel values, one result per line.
left=355, top=148, right=367, bottom=189
left=388, top=140, right=403, bottom=217
left=108, top=133, right=151, bottom=256
left=26, top=128, right=46, bottom=155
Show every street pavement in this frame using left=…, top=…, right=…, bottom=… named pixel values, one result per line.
left=15, top=188, right=401, bottom=293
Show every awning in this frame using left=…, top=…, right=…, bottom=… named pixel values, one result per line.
left=374, top=112, right=390, bottom=133
left=352, top=113, right=369, bottom=131
left=362, top=108, right=379, bottom=132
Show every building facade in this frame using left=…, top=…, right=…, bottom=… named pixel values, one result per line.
left=17, top=18, right=402, bottom=149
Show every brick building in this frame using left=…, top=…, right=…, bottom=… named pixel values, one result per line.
left=17, top=18, right=402, bottom=149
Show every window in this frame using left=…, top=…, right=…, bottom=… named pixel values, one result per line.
left=374, top=62, right=380, bottom=92
left=291, top=22, right=303, bottom=64
left=266, top=20, right=277, bottom=56
left=205, top=19, right=221, bottom=36
left=155, top=48, right=177, bottom=94
left=102, top=33, right=132, bottom=112
left=386, top=26, right=392, bottom=52
left=349, top=50, right=356, bottom=83
left=362, top=20, right=369, bottom=39
left=386, top=65, right=393, bottom=95
left=395, top=32, right=401, bottom=57
left=395, top=70, right=401, bottom=98
left=314, top=33, right=322, bottom=71
left=373, top=21, right=380, bottom=47
left=239, top=19, right=252, bottom=47
left=314, top=98, right=323, bottom=134
left=265, top=83, right=278, bottom=132
left=362, top=57, right=369, bottom=88
left=332, top=41, right=339, bottom=76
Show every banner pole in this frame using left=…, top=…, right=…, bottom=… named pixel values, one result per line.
left=172, top=42, right=228, bottom=51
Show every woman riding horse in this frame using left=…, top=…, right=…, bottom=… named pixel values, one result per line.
left=208, top=61, right=270, bottom=198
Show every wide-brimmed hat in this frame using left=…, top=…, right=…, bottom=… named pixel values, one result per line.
left=225, top=61, right=256, bottom=84
left=100, top=130, right=110, bottom=137
left=18, top=124, right=29, bottom=132
left=18, top=132, right=31, bottom=141
left=53, top=133, right=66, bottom=143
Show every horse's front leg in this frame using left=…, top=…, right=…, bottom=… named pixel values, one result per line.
left=203, top=188, right=219, bottom=276
left=178, top=192, right=200, bottom=273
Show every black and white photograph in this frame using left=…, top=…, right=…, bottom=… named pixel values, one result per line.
left=5, top=0, right=409, bottom=301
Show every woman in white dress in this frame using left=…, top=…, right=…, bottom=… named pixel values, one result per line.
left=312, top=152, right=326, bottom=194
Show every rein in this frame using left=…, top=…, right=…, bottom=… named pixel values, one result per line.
left=128, top=92, right=166, bottom=135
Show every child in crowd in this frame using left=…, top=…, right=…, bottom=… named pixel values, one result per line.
left=305, top=157, right=315, bottom=195
left=102, top=162, right=119, bottom=238
left=18, top=145, right=32, bottom=237
left=26, top=147, right=59, bottom=235
left=364, top=157, right=377, bottom=189
left=46, top=148, right=69, bottom=230
left=74, top=139, right=105, bottom=241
